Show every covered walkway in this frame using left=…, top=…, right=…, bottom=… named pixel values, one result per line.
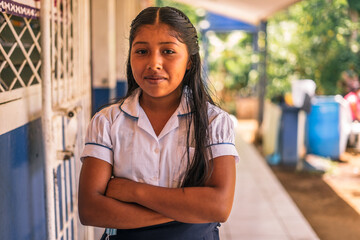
left=219, top=122, right=319, bottom=239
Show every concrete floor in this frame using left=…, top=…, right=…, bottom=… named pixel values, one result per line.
left=219, top=124, right=319, bottom=240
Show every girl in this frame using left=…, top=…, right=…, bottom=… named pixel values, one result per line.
left=78, top=6, right=239, bottom=240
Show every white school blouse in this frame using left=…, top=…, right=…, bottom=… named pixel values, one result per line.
left=81, top=88, right=239, bottom=188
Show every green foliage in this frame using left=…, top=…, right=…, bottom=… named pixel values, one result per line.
left=207, top=31, right=257, bottom=97
left=267, top=0, right=360, bottom=98
left=348, top=0, right=360, bottom=12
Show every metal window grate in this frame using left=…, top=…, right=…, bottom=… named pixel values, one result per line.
left=49, top=1, right=80, bottom=240
left=0, top=12, right=41, bottom=92
left=51, top=0, right=76, bottom=108
left=54, top=157, right=78, bottom=240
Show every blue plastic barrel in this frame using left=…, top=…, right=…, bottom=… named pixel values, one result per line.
left=306, top=96, right=340, bottom=159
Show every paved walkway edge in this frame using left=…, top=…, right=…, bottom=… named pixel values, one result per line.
left=220, top=126, right=320, bottom=240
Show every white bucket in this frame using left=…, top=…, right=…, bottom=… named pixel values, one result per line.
left=291, top=79, right=316, bottom=107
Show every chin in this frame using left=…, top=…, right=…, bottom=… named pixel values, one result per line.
left=142, top=89, right=165, bottom=97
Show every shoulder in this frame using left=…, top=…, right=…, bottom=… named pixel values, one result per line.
left=91, top=102, right=123, bottom=125
left=207, top=103, right=232, bottom=124
left=206, top=103, right=236, bottom=136
left=206, top=103, right=239, bottom=161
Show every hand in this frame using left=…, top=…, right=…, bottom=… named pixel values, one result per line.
left=105, top=177, right=140, bottom=203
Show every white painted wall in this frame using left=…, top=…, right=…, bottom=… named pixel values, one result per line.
left=116, top=0, right=152, bottom=81
left=91, top=0, right=117, bottom=89
left=115, top=0, right=151, bottom=82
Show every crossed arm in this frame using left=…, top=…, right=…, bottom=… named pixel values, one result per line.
left=78, top=155, right=236, bottom=229
left=78, top=157, right=172, bottom=229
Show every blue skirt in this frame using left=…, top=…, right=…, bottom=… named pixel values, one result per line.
left=101, top=221, right=220, bottom=240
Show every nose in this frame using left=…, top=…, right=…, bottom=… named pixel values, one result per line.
left=147, top=53, right=162, bottom=70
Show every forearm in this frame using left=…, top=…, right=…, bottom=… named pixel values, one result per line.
left=107, top=180, right=233, bottom=223
left=78, top=192, right=173, bottom=229
left=78, top=157, right=173, bottom=229
left=133, top=184, right=232, bottom=223
left=105, top=156, right=236, bottom=223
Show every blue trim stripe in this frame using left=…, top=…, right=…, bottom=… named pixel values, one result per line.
left=206, top=142, right=235, bottom=148
left=85, top=142, right=113, bottom=152
left=119, top=101, right=139, bottom=120
left=177, top=112, right=194, bottom=117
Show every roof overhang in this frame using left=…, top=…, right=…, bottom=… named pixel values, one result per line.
left=204, top=12, right=258, bottom=32
left=173, top=0, right=302, bottom=25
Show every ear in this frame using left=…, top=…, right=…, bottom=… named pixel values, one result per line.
left=186, top=60, right=191, bottom=70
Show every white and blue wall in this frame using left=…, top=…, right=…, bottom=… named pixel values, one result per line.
left=91, top=0, right=147, bottom=115
left=91, top=0, right=117, bottom=114
left=0, top=119, right=46, bottom=239
left=0, top=85, right=45, bottom=239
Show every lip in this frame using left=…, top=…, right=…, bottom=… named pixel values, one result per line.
left=144, top=75, right=167, bottom=83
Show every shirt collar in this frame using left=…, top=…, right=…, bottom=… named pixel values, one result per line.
left=119, top=87, right=193, bottom=119
left=119, top=88, right=141, bottom=119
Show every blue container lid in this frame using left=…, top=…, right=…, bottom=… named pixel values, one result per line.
left=312, top=96, right=336, bottom=104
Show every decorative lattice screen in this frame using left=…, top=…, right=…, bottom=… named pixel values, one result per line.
left=0, top=12, right=41, bottom=92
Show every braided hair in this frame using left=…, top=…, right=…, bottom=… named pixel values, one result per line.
left=126, top=6, right=215, bottom=187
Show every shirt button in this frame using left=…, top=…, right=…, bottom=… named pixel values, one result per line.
left=155, top=148, right=160, bottom=154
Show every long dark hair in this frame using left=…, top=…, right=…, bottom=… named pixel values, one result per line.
left=126, top=6, right=215, bottom=187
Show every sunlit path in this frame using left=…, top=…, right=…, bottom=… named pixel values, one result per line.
left=219, top=122, right=319, bottom=240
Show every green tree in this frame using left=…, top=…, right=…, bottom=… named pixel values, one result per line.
left=267, top=0, right=360, bottom=98
left=207, top=31, right=255, bottom=95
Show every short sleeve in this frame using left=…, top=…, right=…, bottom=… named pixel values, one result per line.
left=80, top=110, right=114, bottom=165
left=208, top=111, right=239, bottom=163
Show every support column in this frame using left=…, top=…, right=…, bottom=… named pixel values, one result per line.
left=115, top=0, right=137, bottom=98
left=257, top=21, right=267, bottom=127
left=91, top=0, right=116, bottom=114
left=115, top=0, right=153, bottom=98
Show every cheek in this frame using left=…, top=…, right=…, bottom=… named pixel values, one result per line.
left=130, top=60, right=142, bottom=78
left=174, top=61, right=188, bottom=78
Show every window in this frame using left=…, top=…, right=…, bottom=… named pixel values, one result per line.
left=0, top=12, right=41, bottom=95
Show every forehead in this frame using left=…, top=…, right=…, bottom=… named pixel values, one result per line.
left=133, top=23, right=182, bottom=44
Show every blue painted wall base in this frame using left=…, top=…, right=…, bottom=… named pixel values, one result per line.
left=116, top=80, right=127, bottom=98
left=92, top=87, right=116, bottom=115
left=92, top=81, right=127, bottom=115
left=0, top=118, right=46, bottom=240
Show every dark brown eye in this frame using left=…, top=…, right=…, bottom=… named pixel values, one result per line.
left=135, top=49, right=147, bottom=54
left=163, top=49, right=175, bottom=54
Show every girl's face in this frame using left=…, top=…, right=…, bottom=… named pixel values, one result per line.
left=130, top=23, right=190, bottom=102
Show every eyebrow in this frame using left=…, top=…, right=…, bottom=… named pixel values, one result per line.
left=133, top=41, right=179, bottom=46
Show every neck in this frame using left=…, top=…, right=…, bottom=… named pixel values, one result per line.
left=139, top=87, right=183, bottom=136
left=139, top=89, right=182, bottom=114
